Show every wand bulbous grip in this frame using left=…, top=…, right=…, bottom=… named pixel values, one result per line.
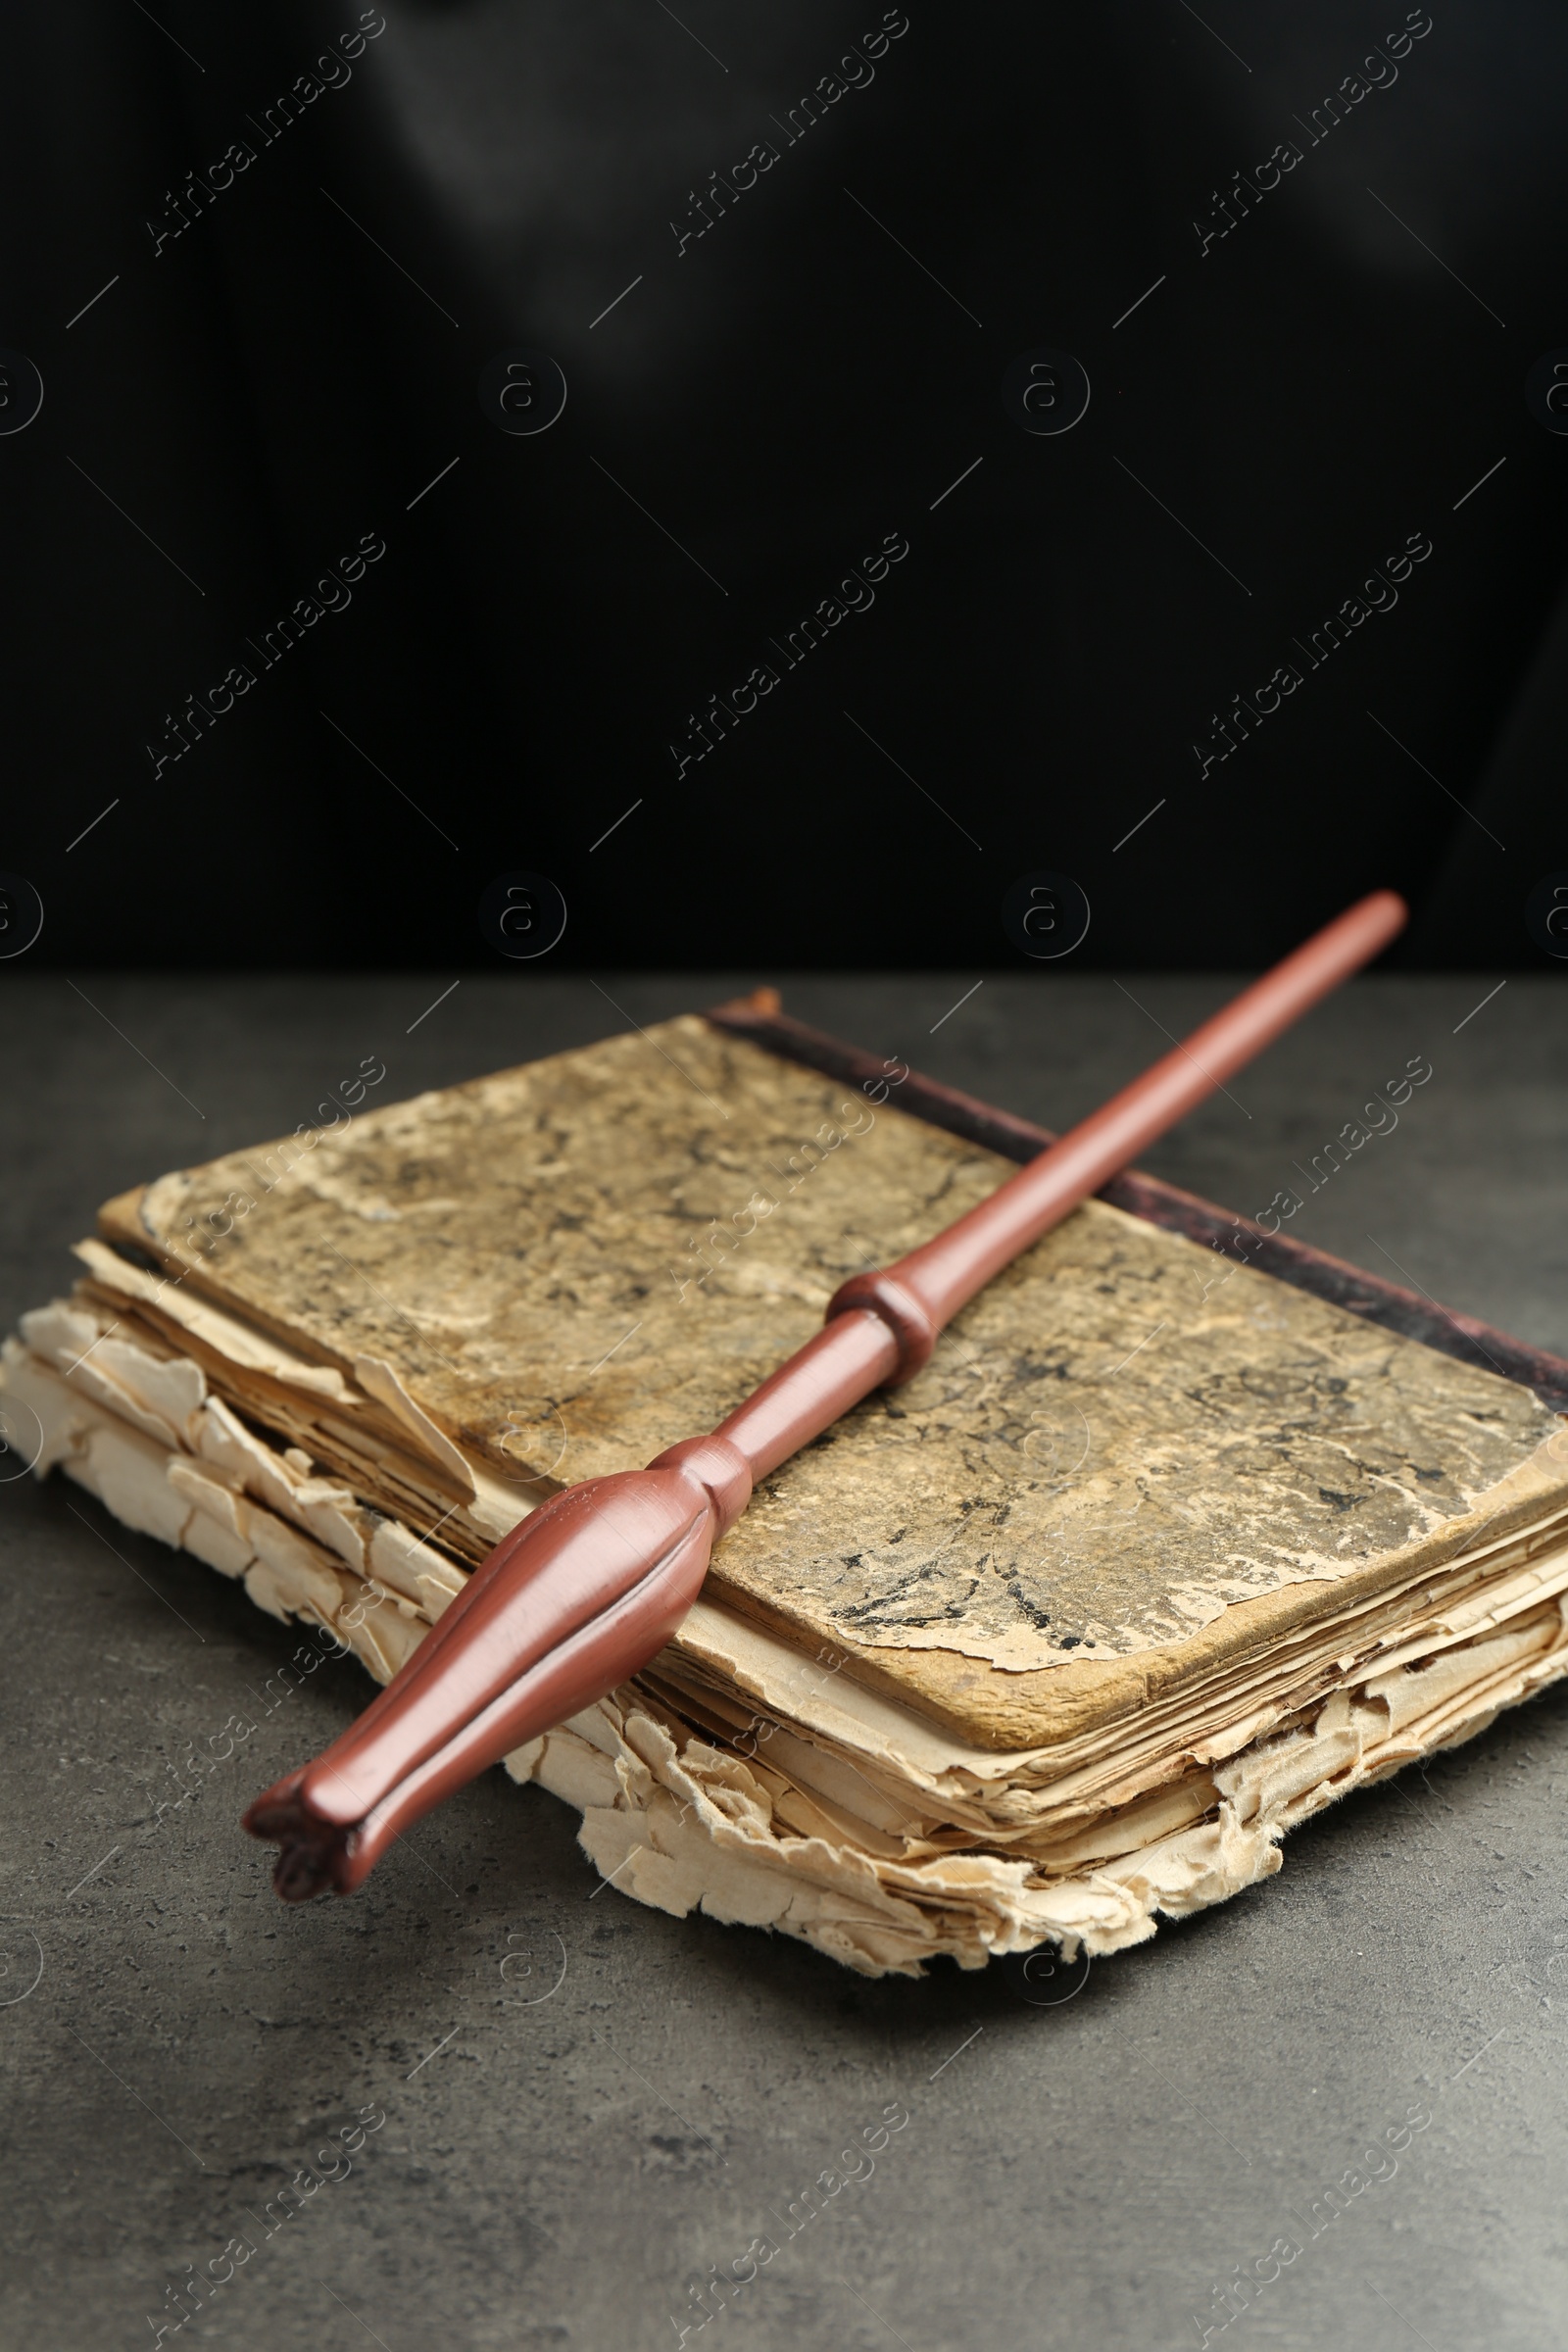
left=244, top=1452, right=739, bottom=1899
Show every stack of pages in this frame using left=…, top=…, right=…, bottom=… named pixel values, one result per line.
left=7, top=1002, right=1568, bottom=1976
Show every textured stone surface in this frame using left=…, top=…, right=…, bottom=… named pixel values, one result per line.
left=3, top=972, right=1567, bottom=2352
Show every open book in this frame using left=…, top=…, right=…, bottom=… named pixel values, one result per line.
left=7, top=993, right=1567, bottom=1977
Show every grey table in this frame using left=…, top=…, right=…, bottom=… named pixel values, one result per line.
left=3, top=970, right=1566, bottom=2352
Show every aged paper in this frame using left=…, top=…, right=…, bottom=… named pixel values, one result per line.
left=9, top=1311, right=1567, bottom=1978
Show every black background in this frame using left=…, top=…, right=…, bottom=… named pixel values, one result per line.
left=5, top=0, right=1566, bottom=969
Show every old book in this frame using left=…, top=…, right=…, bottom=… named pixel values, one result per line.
left=6, top=997, right=1568, bottom=1978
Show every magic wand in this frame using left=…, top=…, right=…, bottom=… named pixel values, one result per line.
left=245, top=889, right=1407, bottom=1898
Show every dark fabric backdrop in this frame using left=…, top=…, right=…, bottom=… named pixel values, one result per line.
left=3, top=0, right=1565, bottom=968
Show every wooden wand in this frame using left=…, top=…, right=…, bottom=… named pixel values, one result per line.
left=245, top=890, right=1407, bottom=1898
